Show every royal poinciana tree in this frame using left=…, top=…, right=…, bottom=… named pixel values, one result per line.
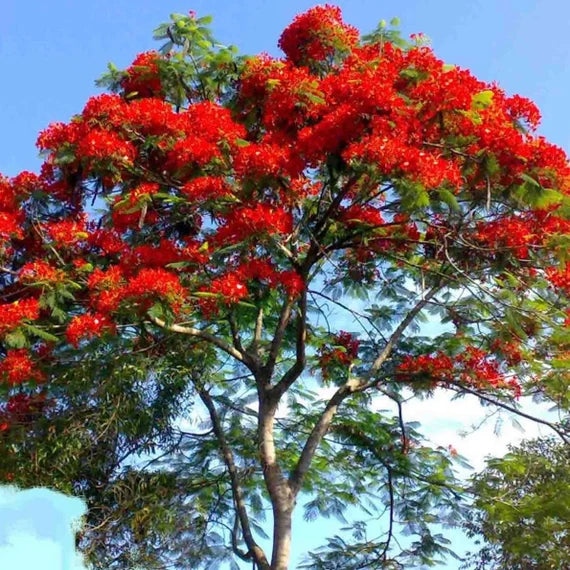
left=1, top=6, right=569, bottom=569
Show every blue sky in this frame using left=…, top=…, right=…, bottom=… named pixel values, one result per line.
left=1, top=1, right=569, bottom=568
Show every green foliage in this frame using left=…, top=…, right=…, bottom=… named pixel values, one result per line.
left=464, top=437, right=570, bottom=570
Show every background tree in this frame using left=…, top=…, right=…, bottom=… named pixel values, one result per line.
left=464, top=437, right=570, bottom=570
left=0, top=6, right=569, bottom=569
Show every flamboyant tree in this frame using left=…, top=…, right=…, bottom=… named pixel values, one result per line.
left=1, top=6, right=569, bottom=569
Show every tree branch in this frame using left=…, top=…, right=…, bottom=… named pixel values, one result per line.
left=148, top=315, right=250, bottom=366
left=269, top=289, right=307, bottom=401
left=194, top=381, right=270, bottom=569
left=288, top=286, right=442, bottom=497
left=289, top=377, right=361, bottom=497
left=262, top=296, right=296, bottom=381
left=369, top=286, right=441, bottom=376
left=448, top=383, right=569, bottom=444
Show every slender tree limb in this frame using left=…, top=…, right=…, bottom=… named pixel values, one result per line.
left=288, top=377, right=361, bottom=497
left=378, top=465, right=395, bottom=563
left=253, top=306, right=264, bottom=349
left=369, top=286, right=441, bottom=376
left=263, top=296, right=296, bottom=381
left=289, top=287, right=442, bottom=497
left=194, top=381, right=270, bottom=569
left=269, top=289, right=308, bottom=400
left=228, top=311, right=246, bottom=355
left=231, top=513, right=251, bottom=562
left=148, top=315, right=250, bottom=366
left=309, top=288, right=388, bottom=344
left=448, top=383, right=569, bottom=444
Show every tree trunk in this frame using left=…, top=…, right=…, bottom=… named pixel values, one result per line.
left=258, top=397, right=294, bottom=569
left=270, top=495, right=293, bottom=570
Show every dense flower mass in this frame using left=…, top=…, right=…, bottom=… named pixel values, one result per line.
left=319, top=331, right=360, bottom=379
left=121, top=51, right=164, bottom=98
left=66, top=313, right=116, bottom=347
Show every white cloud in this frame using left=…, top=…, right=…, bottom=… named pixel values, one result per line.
left=399, top=390, right=555, bottom=470
left=0, top=486, right=88, bottom=570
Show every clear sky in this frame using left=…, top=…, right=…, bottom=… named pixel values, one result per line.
left=1, top=1, right=569, bottom=569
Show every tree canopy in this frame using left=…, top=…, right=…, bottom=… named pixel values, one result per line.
left=1, top=5, right=569, bottom=569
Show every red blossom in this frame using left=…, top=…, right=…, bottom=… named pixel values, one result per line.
left=181, top=177, right=232, bottom=202
left=0, top=211, right=23, bottom=241
left=214, top=204, right=293, bottom=245
left=66, top=313, right=116, bottom=347
left=0, top=350, right=45, bottom=386
left=125, top=268, right=186, bottom=309
left=77, top=129, right=136, bottom=166
left=0, top=298, right=40, bottom=336
left=212, top=272, right=248, bottom=303
left=46, top=216, right=88, bottom=247
left=121, top=51, right=164, bottom=98
left=319, top=330, right=360, bottom=379
left=396, top=348, right=521, bottom=396
left=278, top=5, right=359, bottom=66
left=20, top=260, right=65, bottom=284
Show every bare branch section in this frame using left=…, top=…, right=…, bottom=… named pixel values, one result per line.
left=270, top=289, right=308, bottom=401
left=263, top=296, right=297, bottom=380
left=369, top=285, right=441, bottom=377
left=194, top=382, right=270, bottom=570
left=148, top=315, right=250, bottom=366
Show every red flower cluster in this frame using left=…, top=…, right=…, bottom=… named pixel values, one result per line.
left=319, top=331, right=360, bottom=379
left=111, top=182, right=160, bottom=231
left=474, top=216, right=537, bottom=260
left=181, top=176, right=232, bottom=202
left=340, top=205, right=385, bottom=227
left=88, top=266, right=185, bottom=314
left=1, top=392, right=50, bottom=428
left=214, top=204, right=293, bottom=245
left=199, top=260, right=305, bottom=316
left=66, top=313, right=116, bottom=347
left=0, top=211, right=23, bottom=242
left=397, top=347, right=521, bottom=396
left=77, top=129, right=136, bottom=170
left=125, top=268, right=186, bottom=305
left=0, top=298, right=40, bottom=337
left=0, top=349, right=45, bottom=386
left=121, top=51, right=164, bottom=98
left=490, top=339, right=523, bottom=366
left=344, top=135, right=462, bottom=190
left=546, top=265, right=570, bottom=295
left=46, top=216, right=88, bottom=248
left=20, top=260, right=65, bottom=284
left=124, top=239, right=208, bottom=269
left=233, top=143, right=303, bottom=180
left=278, top=5, right=359, bottom=66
